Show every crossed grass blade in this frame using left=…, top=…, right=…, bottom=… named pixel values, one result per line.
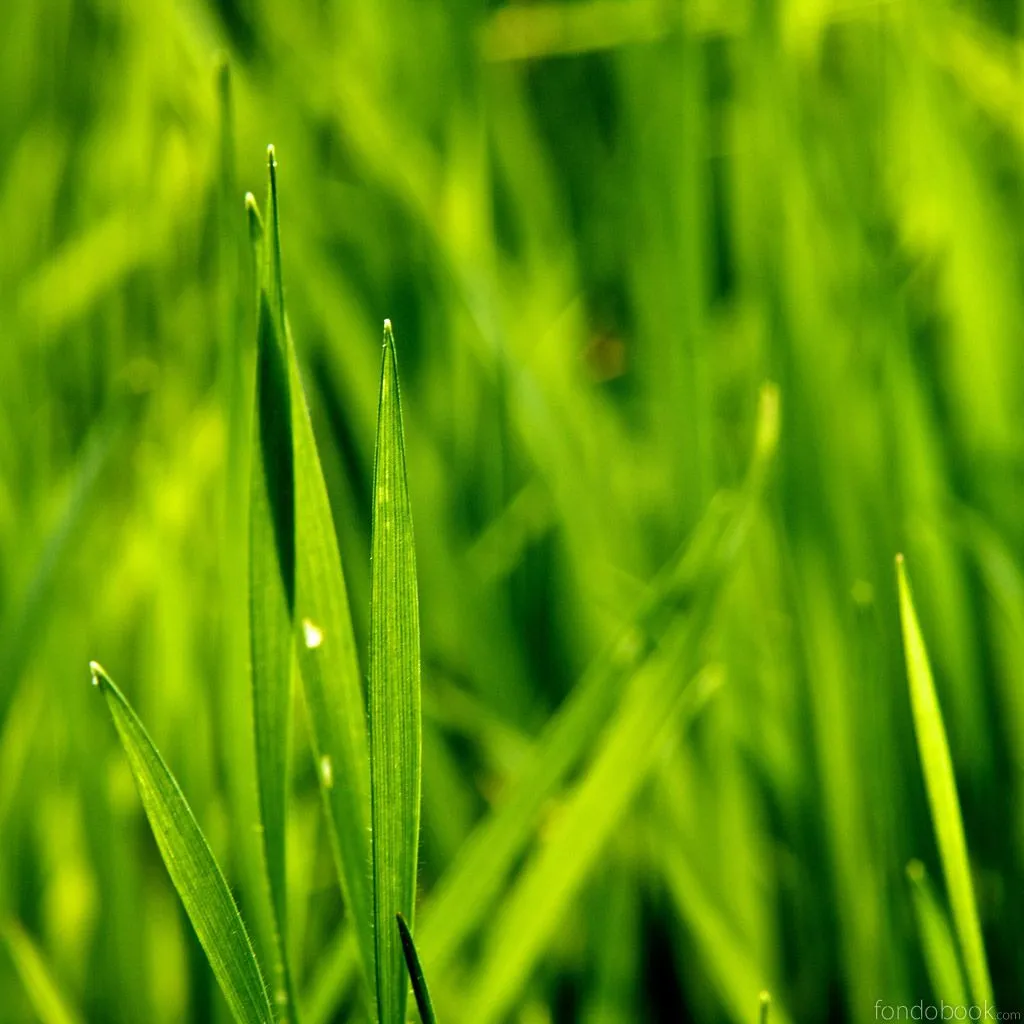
left=397, top=913, right=437, bottom=1024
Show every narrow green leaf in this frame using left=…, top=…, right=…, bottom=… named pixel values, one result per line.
left=759, top=991, right=771, bottom=1024
left=0, top=417, right=115, bottom=728
left=465, top=651, right=722, bottom=1023
left=249, top=145, right=375, bottom=997
left=287, top=275, right=374, bottom=997
left=906, top=860, right=969, bottom=1007
left=264, top=145, right=285, bottom=333
left=654, top=789, right=792, bottom=1024
left=2, top=920, right=83, bottom=1024
left=0, top=680, right=42, bottom=840
left=88, top=663, right=274, bottom=1024
left=248, top=146, right=298, bottom=1020
left=369, top=320, right=422, bottom=1024
left=396, top=914, right=437, bottom=1024
left=417, top=383, right=779, bottom=974
left=896, top=556, right=993, bottom=1007
left=302, top=927, right=360, bottom=1024
left=245, top=192, right=265, bottom=312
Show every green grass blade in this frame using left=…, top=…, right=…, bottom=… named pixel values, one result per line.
left=245, top=192, right=265, bottom=311
left=465, top=652, right=723, bottom=1024
left=906, top=860, right=969, bottom=1007
left=896, top=556, right=993, bottom=1007
left=248, top=147, right=298, bottom=1021
left=396, top=914, right=437, bottom=1024
left=0, top=417, right=115, bottom=729
left=0, top=680, right=42, bottom=840
left=369, top=320, right=422, bottom=1024
left=759, top=991, right=771, bottom=1024
left=264, top=146, right=286, bottom=333
left=418, top=384, right=779, bottom=975
left=288, top=290, right=374, bottom=996
left=653, top=781, right=791, bottom=1024
left=252, top=143, right=376, bottom=997
left=2, top=920, right=83, bottom=1024
left=302, top=927, right=360, bottom=1024
left=88, top=662, right=275, bottom=1024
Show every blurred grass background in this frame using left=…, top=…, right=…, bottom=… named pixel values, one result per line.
left=1, top=0, right=1023, bottom=1020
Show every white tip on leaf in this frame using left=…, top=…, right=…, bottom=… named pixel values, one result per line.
left=302, top=618, right=324, bottom=650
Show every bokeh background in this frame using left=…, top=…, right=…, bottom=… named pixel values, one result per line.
left=1, top=0, right=1023, bottom=1021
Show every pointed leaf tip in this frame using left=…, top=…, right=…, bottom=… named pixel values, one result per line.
left=89, top=661, right=109, bottom=690
left=396, top=914, right=437, bottom=1024
left=369, top=314, right=421, bottom=1024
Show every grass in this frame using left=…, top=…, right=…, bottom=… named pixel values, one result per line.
left=89, top=662, right=274, bottom=1024
left=897, top=556, right=993, bottom=1009
left=2, top=0, right=1024, bottom=1021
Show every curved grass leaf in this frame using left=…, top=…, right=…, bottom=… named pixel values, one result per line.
left=906, top=859, right=968, bottom=1006
left=2, top=920, right=83, bottom=1024
left=250, top=281, right=296, bottom=1018
left=89, top=662, right=274, bottom=1024
left=896, top=556, right=993, bottom=1007
left=369, top=320, right=422, bottom=1024
left=249, top=148, right=375, bottom=997
left=291, top=341, right=376, bottom=992
left=286, top=268, right=374, bottom=998
left=465, top=653, right=723, bottom=1023
left=417, top=384, right=779, bottom=975
left=396, top=913, right=437, bottom=1024
left=654, top=786, right=792, bottom=1024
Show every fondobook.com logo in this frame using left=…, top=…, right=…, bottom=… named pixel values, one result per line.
left=875, top=1001, right=1020, bottom=1021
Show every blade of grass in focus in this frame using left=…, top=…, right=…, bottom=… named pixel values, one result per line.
left=248, top=146, right=299, bottom=1021
left=369, top=320, right=422, bottom=1024
left=248, top=146, right=376, bottom=996
left=464, top=655, right=724, bottom=1023
left=288, top=257, right=375, bottom=999
left=397, top=913, right=437, bottom=1024
left=2, top=920, right=83, bottom=1024
left=906, top=859, right=968, bottom=1007
left=896, top=556, right=993, bottom=1007
left=89, top=662, right=275, bottom=1024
